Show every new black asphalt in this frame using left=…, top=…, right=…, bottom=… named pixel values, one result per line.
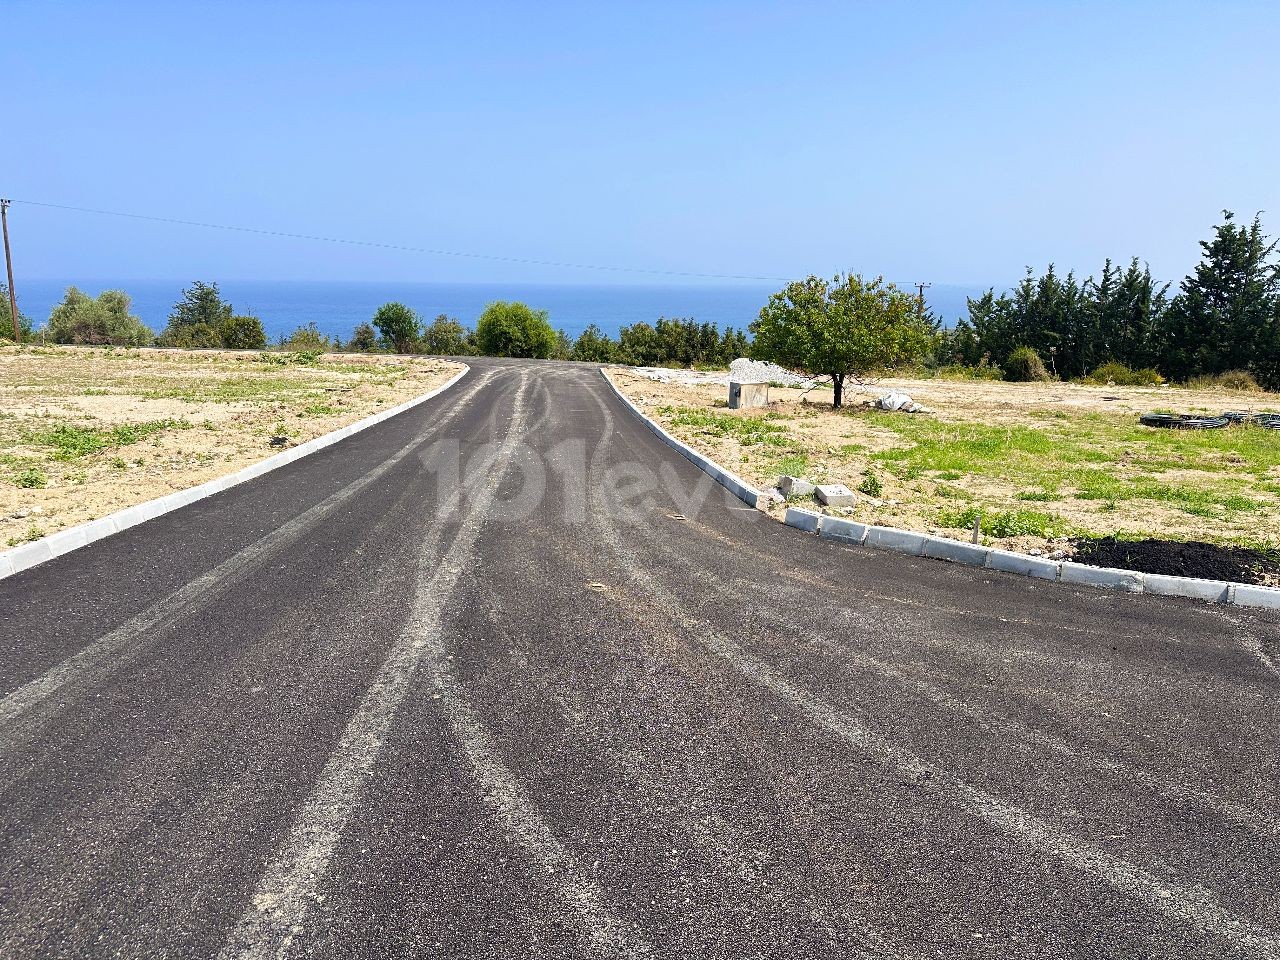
left=1, top=358, right=1278, bottom=958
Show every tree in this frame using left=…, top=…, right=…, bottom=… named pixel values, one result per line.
left=168, top=281, right=233, bottom=329
left=570, top=324, right=617, bottom=363
left=372, top=302, right=421, bottom=354
left=750, top=274, right=935, bottom=408
left=474, top=301, right=557, bottom=358
left=346, top=322, right=379, bottom=352
left=47, top=287, right=154, bottom=346
left=1159, top=211, right=1280, bottom=387
left=219, top=314, right=267, bottom=349
left=420, top=314, right=474, bottom=355
left=0, top=284, right=33, bottom=341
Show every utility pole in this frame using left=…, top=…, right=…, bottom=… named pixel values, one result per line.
left=1, top=199, right=18, bottom=342
left=914, top=281, right=931, bottom=319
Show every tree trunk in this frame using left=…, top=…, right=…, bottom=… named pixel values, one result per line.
left=832, top=374, right=844, bottom=409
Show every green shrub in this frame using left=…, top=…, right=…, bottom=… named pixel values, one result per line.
left=858, top=472, right=883, bottom=497
left=47, top=287, right=154, bottom=346
left=938, top=505, right=1066, bottom=538
left=1080, top=361, right=1163, bottom=386
left=1003, top=347, right=1051, bottom=382
left=219, top=314, right=267, bottom=350
left=1186, top=369, right=1262, bottom=392
left=12, top=467, right=47, bottom=488
left=159, top=322, right=222, bottom=349
left=279, top=323, right=331, bottom=352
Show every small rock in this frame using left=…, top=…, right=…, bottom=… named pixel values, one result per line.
left=1029, top=548, right=1044, bottom=556
left=1047, top=550, right=1067, bottom=560
left=815, top=483, right=856, bottom=508
left=777, top=476, right=815, bottom=498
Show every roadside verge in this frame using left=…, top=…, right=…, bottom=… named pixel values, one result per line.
left=602, top=368, right=1280, bottom=613
left=0, top=364, right=470, bottom=581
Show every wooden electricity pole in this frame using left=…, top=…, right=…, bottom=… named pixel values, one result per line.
left=1, top=199, right=18, bottom=342
left=914, top=281, right=931, bottom=319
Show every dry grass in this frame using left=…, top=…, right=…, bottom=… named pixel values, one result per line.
left=606, top=368, right=1280, bottom=558
left=0, top=346, right=464, bottom=548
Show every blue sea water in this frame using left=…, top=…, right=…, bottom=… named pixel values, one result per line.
left=15, top=279, right=988, bottom=344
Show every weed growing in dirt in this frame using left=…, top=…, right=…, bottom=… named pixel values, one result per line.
left=12, top=467, right=47, bottom=488
left=26, top=420, right=189, bottom=460
left=938, top=505, right=1068, bottom=538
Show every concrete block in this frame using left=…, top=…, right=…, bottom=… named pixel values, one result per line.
left=784, top=508, right=821, bottom=533
left=922, top=536, right=991, bottom=567
left=1059, top=561, right=1144, bottom=593
left=1230, top=583, right=1280, bottom=610
left=1142, top=574, right=1230, bottom=603
left=728, top=381, right=769, bottom=410
left=818, top=516, right=868, bottom=544
left=815, top=484, right=856, bottom=508
left=986, top=548, right=1061, bottom=580
left=863, top=525, right=928, bottom=555
left=777, top=475, right=815, bottom=499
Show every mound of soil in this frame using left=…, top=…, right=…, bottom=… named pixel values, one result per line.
left=1071, top=537, right=1280, bottom=585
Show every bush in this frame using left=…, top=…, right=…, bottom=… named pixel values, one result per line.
left=928, top=361, right=1004, bottom=381
left=420, top=314, right=475, bottom=355
left=47, top=287, right=154, bottom=346
left=1003, top=346, right=1051, bottom=382
left=280, top=322, right=331, bottom=352
left=475, top=301, right=557, bottom=358
left=346, top=322, right=379, bottom=352
left=158, top=322, right=221, bottom=349
left=219, top=314, right=267, bottom=350
left=1079, top=361, right=1164, bottom=386
left=1187, top=369, right=1262, bottom=392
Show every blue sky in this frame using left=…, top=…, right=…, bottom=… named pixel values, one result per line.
left=5, top=1, right=1278, bottom=288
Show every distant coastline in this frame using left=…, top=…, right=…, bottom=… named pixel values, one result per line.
left=15, top=279, right=990, bottom=343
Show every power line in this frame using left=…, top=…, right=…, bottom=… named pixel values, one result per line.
left=10, top=198, right=798, bottom=284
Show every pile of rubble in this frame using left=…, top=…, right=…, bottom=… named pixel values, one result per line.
left=761, top=476, right=857, bottom=509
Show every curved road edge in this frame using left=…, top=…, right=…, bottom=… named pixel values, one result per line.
left=601, top=365, right=1280, bottom=613
left=0, top=362, right=472, bottom=583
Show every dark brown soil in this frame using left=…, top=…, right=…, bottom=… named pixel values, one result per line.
left=1072, top=536, right=1280, bottom=585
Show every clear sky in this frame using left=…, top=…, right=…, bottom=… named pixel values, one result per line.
left=5, top=1, right=1278, bottom=288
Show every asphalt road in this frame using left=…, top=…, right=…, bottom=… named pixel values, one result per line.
left=2, top=358, right=1278, bottom=959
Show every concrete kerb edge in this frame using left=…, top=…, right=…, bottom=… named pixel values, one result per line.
left=601, top=367, right=1280, bottom=614
left=0, top=363, right=472, bottom=581
left=600, top=368, right=764, bottom=509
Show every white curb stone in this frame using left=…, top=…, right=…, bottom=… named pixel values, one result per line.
left=783, top=508, right=821, bottom=533
left=864, top=525, right=928, bottom=556
left=818, top=516, right=869, bottom=544
left=986, top=548, right=1061, bottom=580
left=815, top=483, right=856, bottom=508
left=1059, top=561, right=1144, bottom=593
left=1142, top=574, right=1231, bottom=603
left=1230, top=583, right=1280, bottom=610
left=922, top=536, right=992, bottom=567
left=0, top=364, right=471, bottom=581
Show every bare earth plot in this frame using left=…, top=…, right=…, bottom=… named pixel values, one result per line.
left=606, top=368, right=1280, bottom=581
left=0, top=346, right=463, bottom=549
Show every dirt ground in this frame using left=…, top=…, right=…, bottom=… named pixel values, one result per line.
left=606, top=368, right=1280, bottom=584
left=0, top=346, right=464, bottom=549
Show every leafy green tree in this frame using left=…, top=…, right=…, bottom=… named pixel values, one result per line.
left=372, top=302, right=421, bottom=354
left=218, top=314, right=267, bottom=349
left=570, top=324, right=618, bottom=362
left=1159, top=211, right=1280, bottom=387
left=616, top=321, right=661, bottom=366
left=0, top=284, right=33, bottom=341
left=420, top=314, right=475, bottom=355
left=474, top=301, right=557, bottom=358
left=346, top=322, right=379, bottom=352
left=716, top=327, right=749, bottom=364
left=47, top=287, right=154, bottom=346
left=168, top=281, right=233, bottom=329
left=750, top=274, right=935, bottom=407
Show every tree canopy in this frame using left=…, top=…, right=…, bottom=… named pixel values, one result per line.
left=475, top=301, right=557, bottom=358
left=372, top=302, right=421, bottom=354
left=750, top=274, right=936, bottom=407
left=47, top=287, right=154, bottom=346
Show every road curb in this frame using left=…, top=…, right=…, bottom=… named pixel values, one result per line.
left=0, top=363, right=471, bottom=581
left=601, top=369, right=764, bottom=509
left=602, top=369, right=1280, bottom=614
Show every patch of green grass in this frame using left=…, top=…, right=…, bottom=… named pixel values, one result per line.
left=12, top=467, right=47, bottom=488
left=858, top=471, right=883, bottom=497
left=662, top=406, right=790, bottom=447
left=25, top=420, right=190, bottom=460
left=302, top=403, right=338, bottom=417
left=938, top=505, right=1068, bottom=538
left=1015, top=489, right=1060, bottom=502
left=771, top=453, right=810, bottom=477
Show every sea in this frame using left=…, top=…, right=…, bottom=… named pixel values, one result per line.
left=15, top=279, right=989, bottom=344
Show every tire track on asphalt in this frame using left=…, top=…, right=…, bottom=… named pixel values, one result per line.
left=0, top=368, right=492, bottom=736
left=220, top=371, right=647, bottom=960
left=653, top=543, right=1280, bottom=839
left=585, top=382, right=1280, bottom=959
